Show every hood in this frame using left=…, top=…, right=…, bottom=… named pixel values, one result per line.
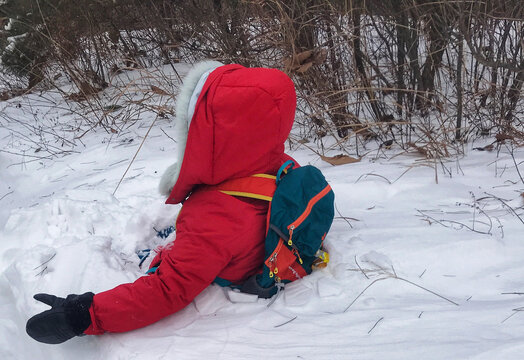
left=159, top=61, right=297, bottom=204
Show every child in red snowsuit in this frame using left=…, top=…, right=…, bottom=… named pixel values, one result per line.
left=26, top=61, right=297, bottom=343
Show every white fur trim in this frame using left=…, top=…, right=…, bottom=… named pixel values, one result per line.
left=159, top=60, right=223, bottom=196
left=187, top=69, right=214, bottom=127
left=158, top=162, right=180, bottom=197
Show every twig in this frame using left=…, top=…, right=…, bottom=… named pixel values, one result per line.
left=368, top=317, right=384, bottom=334
left=355, top=255, right=370, bottom=279
left=160, top=127, right=177, bottom=143
left=484, top=192, right=524, bottom=225
left=344, top=278, right=389, bottom=312
left=395, top=277, right=459, bottom=306
left=416, top=209, right=493, bottom=235
left=501, top=311, right=521, bottom=324
left=391, top=265, right=398, bottom=278
left=494, top=216, right=505, bottom=239
left=274, top=316, right=298, bottom=328
left=335, top=216, right=360, bottom=222
left=35, top=266, right=48, bottom=277
left=434, top=157, right=439, bottom=184
left=392, top=166, right=414, bottom=183
left=355, top=173, right=392, bottom=184
left=471, top=192, right=477, bottom=230
left=33, top=253, right=56, bottom=270
left=506, top=143, right=524, bottom=185
left=113, top=115, right=158, bottom=196
left=0, top=190, right=14, bottom=201
left=457, top=194, right=494, bottom=235
left=0, top=149, right=53, bottom=160
left=335, top=202, right=353, bottom=229
left=345, top=265, right=459, bottom=312
left=501, top=292, right=524, bottom=295
left=109, top=159, right=129, bottom=167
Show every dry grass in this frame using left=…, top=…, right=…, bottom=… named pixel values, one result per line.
left=1, top=0, right=523, bottom=162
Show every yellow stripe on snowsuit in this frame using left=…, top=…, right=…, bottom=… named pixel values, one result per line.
left=219, top=190, right=273, bottom=202
left=251, top=174, right=277, bottom=180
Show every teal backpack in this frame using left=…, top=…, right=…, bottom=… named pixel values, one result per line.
left=211, top=160, right=335, bottom=298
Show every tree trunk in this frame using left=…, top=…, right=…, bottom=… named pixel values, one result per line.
left=417, top=11, right=451, bottom=110
left=351, top=7, right=383, bottom=122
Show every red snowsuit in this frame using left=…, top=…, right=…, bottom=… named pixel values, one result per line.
left=85, top=63, right=296, bottom=334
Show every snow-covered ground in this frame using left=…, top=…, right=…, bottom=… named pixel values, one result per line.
left=1, top=67, right=523, bottom=359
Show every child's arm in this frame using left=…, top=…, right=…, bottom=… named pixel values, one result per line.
left=86, top=226, right=233, bottom=334
left=26, top=193, right=240, bottom=342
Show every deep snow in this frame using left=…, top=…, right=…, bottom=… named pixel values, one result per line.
left=1, top=66, right=523, bottom=360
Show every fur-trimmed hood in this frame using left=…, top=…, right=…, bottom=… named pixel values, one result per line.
left=159, top=61, right=296, bottom=204
left=158, top=60, right=223, bottom=198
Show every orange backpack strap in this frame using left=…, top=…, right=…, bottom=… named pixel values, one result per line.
left=206, top=174, right=277, bottom=201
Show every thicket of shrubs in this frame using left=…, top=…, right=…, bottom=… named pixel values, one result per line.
left=1, top=0, right=523, bottom=154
